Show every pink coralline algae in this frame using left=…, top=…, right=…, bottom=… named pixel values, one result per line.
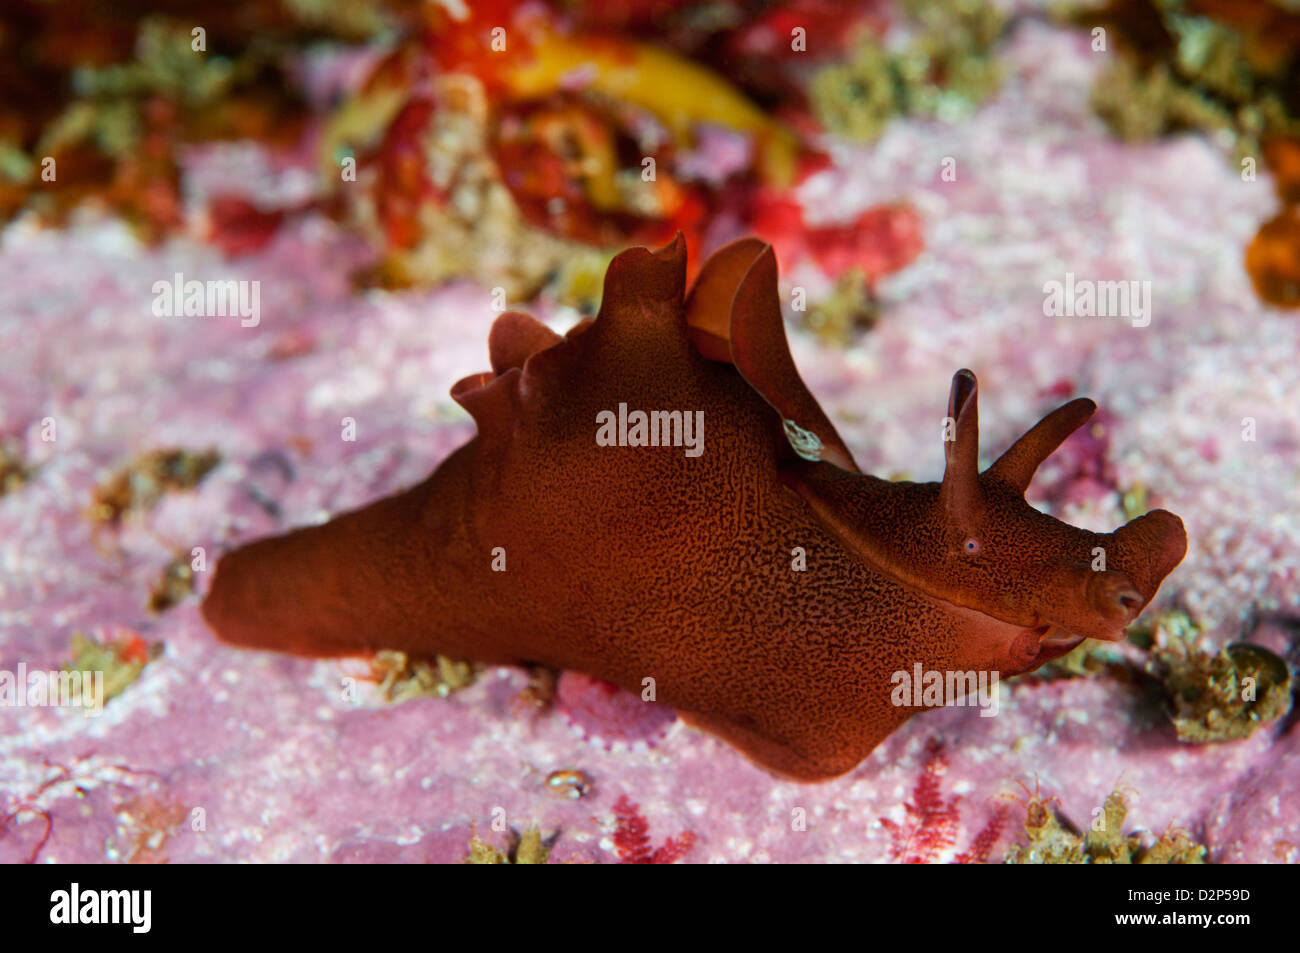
left=1023, top=381, right=1120, bottom=511
left=553, top=673, right=678, bottom=748
left=4, top=16, right=1300, bottom=863
left=1, top=758, right=163, bottom=865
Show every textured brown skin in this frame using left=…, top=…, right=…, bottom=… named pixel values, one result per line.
left=201, top=235, right=1188, bottom=781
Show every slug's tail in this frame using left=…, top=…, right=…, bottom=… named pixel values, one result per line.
left=201, top=479, right=448, bottom=659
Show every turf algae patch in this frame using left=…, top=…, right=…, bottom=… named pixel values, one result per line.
left=1078, top=0, right=1300, bottom=161
left=64, top=628, right=160, bottom=704
left=465, top=826, right=554, bottom=864
left=1005, top=786, right=1207, bottom=864
left=1071, top=0, right=1300, bottom=308
left=90, top=448, right=220, bottom=526
left=1033, top=608, right=1293, bottom=739
left=804, top=269, right=880, bottom=346
left=0, top=437, right=32, bottom=496
left=811, top=0, right=1005, bottom=142
left=106, top=793, right=189, bottom=864
left=1132, top=610, right=1293, bottom=742
left=147, top=552, right=197, bottom=613
left=368, top=650, right=476, bottom=704
left=1030, top=638, right=1128, bottom=680
left=1153, top=637, right=1292, bottom=743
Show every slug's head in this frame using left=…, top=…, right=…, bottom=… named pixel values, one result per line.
left=926, top=370, right=1185, bottom=664
left=683, top=236, right=1186, bottom=675
left=789, top=370, right=1187, bottom=673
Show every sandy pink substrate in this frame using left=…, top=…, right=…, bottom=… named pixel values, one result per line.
left=1, top=20, right=1298, bottom=864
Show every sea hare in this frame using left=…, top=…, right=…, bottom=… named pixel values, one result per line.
left=201, top=235, right=1187, bottom=781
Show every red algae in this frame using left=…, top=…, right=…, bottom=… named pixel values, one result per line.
left=611, top=795, right=697, bottom=864
left=879, top=738, right=1010, bottom=865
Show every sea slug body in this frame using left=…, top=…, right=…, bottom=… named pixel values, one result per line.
left=201, top=235, right=1187, bottom=781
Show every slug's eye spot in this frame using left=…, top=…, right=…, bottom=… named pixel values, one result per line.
left=962, top=537, right=981, bottom=556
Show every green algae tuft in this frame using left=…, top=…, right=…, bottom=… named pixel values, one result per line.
left=1005, top=785, right=1207, bottom=864
left=369, top=650, right=476, bottom=704
left=812, top=0, right=1005, bottom=142
left=465, top=826, right=554, bottom=865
